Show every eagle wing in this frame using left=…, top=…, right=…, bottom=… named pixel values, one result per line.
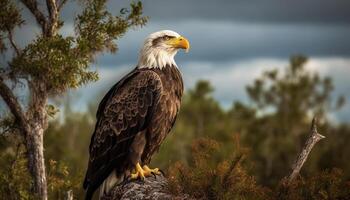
left=83, top=69, right=162, bottom=192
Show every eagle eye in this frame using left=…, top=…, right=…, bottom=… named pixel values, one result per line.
left=152, top=35, right=175, bottom=46
left=163, top=35, right=174, bottom=41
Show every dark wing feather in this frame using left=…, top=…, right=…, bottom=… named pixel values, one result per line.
left=83, top=69, right=163, bottom=195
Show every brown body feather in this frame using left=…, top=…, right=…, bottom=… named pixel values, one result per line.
left=83, top=65, right=183, bottom=199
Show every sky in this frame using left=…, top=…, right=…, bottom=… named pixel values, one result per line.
left=3, top=0, right=350, bottom=122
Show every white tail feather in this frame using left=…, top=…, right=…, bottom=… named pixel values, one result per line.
left=99, top=170, right=123, bottom=199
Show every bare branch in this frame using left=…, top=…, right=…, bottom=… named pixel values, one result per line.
left=46, top=0, right=53, bottom=17
left=0, top=77, right=29, bottom=136
left=20, top=0, right=47, bottom=33
left=285, top=117, right=325, bottom=184
left=7, top=28, right=21, bottom=56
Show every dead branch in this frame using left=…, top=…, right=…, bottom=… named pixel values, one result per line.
left=285, top=117, right=325, bottom=185
left=20, top=0, right=47, bottom=33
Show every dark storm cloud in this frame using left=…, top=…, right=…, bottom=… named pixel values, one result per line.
left=95, top=21, right=350, bottom=67
left=139, top=0, right=350, bottom=24
left=13, top=0, right=350, bottom=61
left=18, top=0, right=350, bottom=25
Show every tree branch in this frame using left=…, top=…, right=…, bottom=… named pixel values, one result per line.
left=0, top=77, right=29, bottom=136
left=285, top=117, right=325, bottom=185
left=102, top=175, right=192, bottom=200
left=20, top=0, right=47, bottom=33
left=45, top=0, right=58, bottom=36
left=6, top=28, right=21, bottom=56
left=57, top=0, right=68, bottom=12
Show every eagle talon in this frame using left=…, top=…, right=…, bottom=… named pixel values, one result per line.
left=151, top=172, right=157, bottom=179
left=130, top=163, right=146, bottom=181
left=142, top=165, right=161, bottom=177
left=159, top=169, right=165, bottom=176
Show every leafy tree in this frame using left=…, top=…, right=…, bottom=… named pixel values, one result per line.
left=0, top=0, right=147, bottom=199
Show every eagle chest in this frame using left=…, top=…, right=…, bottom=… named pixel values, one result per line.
left=149, top=67, right=183, bottom=141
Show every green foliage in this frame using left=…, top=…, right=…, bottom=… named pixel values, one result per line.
left=11, top=35, right=98, bottom=92
left=0, top=142, right=83, bottom=199
left=4, top=0, right=147, bottom=94
left=76, top=0, right=147, bottom=55
left=0, top=98, right=96, bottom=199
left=46, top=104, right=60, bottom=118
left=0, top=145, right=33, bottom=200
left=47, top=159, right=82, bottom=200
left=0, top=0, right=23, bottom=33
left=0, top=0, right=23, bottom=53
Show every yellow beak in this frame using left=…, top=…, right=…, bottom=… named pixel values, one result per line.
left=167, top=36, right=190, bottom=52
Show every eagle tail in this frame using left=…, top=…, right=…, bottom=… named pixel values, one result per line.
left=99, top=170, right=122, bottom=198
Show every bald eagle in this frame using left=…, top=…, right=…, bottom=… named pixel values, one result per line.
left=83, top=30, right=190, bottom=199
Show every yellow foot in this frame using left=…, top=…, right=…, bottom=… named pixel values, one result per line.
left=129, top=163, right=161, bottom=180
left=142, top=165, right=161, bottom=176
left=130, top=163, right=145, bottom=180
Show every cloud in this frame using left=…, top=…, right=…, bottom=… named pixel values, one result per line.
left=10, top=2, right=350, bottom=69
left=69, top=64, right=131, bottom=110
left=138, top=0, right=350, bottom=25
left=305, top=57, right=350, bottom=98
left=14, top=0, right=350, bottom=65
left=181, top=58, right=287, bottom=106
left=18, top=0, right=350, bottom=25
left=93, top=20, right=350, bottom=68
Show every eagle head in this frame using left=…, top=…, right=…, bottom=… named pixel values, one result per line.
left=137, top=30, right=190, bottom=69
